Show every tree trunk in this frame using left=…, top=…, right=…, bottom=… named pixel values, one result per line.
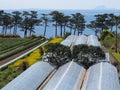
left=78, top=30, right=79, bottom=36
left=5, top=26, right=7, bottom=35
left=44, top=24, right=47, bottom=36
left=79, top=29, right=83, bottom=35
left=24, top=29, right=27, bottom=37
left=13, top=25, right=15, bottom=34
left=74, top=28, right=76, bottom=35
left=55, top=22, right=57, bottom=37
left=60, top=25, right=63, bottom=37
left=95, top=30, right=97, bottom=36
left=15, top=25, right=17, bottom=35
left=2, top=26, right=5, bottom=34
left=111, top=26, right=113, bottom=31
left=63, top=25, right=66, bottom=35
left=13, top=25, right=17, bottom=35
left=70, top=27, right=72, bottom=34
left=9, top=27, right=12, bottom=34
left=102, top=26, right=104, bottom=31
left=29, top=30, right=32, bottom=36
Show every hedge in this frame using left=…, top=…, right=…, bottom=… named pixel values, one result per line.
left=72, top=44, right=105, bottom=68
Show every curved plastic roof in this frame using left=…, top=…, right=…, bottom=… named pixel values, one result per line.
left=61, top=35, right=101, bottom=47
left=75, top=35, right=87, bottom=45
left=43, top=61, right=86, bottom=90
left=87, top=35, right=101, bottom=47
left=81, top=62, right=120, bottom=90
left=2, top=61, right=55, bottom=90
left=61, top=35, right=76, bottom=47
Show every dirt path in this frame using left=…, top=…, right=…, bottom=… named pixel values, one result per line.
left=0, top=41, right=46, bottom=66
left=70, top=36, right=78, bottom=50
left=101, top=46, right=117, bottom=64
left=101, top=45, right=120, bottom=76
left=38, top=69, right=57, bottom=90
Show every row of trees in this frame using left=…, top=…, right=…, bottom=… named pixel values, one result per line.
left=0, top=10, right=40, bottom=37
left=0, top=10, right=85, bottom=37
left=87, top=13, right=120, bottom=36
left=87, top=14, right=120, bottom=53
left=0, top=10, right=120, bottom=38
left=80, top=13, right=120, bottom=53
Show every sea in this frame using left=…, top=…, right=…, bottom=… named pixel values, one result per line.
left=0, top=9, right=120, bottom=38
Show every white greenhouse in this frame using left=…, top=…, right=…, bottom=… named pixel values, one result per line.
left=87, top=35, right=101, bottom=47
left=61, top=35, right=76, bottom=47
left=81, top=62, right=120, bottom=90
left=74, top=35, right=87, bottom=45
left=2, top=62, right=55, bottom=90
left=43, top=61, right=86, bottom=90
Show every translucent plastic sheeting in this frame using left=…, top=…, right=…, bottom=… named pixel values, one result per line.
left=2, top=62, right=55, bottom=90
left=75, top=35, right=87, bottom=45
left=61, top=35, right=76, bottom=47
left=87, top=35, right=101, bottom=47
left=81, top=62, right=120, bottom=90
left=43, top=61, right=86, bottom=90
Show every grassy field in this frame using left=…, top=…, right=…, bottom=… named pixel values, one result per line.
left=101, top=37, right=120, bottom=63
left=0, top=37, right=63, bottom=89
left=112, top=52, right=120, bottom=62
left=0, top=37, right=46, bottom=61
left=0, top=38, right=31, bottom=51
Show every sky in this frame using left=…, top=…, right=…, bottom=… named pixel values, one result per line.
left=0, top=0, right=120, bottom=10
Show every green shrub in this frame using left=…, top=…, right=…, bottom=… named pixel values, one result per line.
left=44, top=43, right=71, bottom=67
left=72, top=44, right=89, bottom=58
left=72, top=44, right=105, bottom=68
left=102, top=37, right=120, bottom=49
left=102, top=37, right=115, bottom=47
left=89, top=46, right=105, bottom=60
left=100, top=30, right=114, bottom=40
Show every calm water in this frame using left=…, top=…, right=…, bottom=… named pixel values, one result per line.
left=1, top=9, right=120, bottom=38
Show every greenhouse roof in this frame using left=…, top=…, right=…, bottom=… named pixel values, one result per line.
left=87, top=35, right=101, bottom=47
left=61, top=35, right=101, bottom=47
left=81, top=62, right=120, bottom=90
left=43, top=61, right=86, bottom=90
left=74, top=35, right=87, bottom=45
left=2, top=62, right=55, bottom=90
left=2, top=61, right=120, bottom=90
left=61, top=35, right=76, bottom=47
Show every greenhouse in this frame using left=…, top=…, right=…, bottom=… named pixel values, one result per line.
left=87, top=35, right=101, bottom=47
left=74, top=35, right=87, bottom=45
left=81, top=62, right=120, bottom=90
left=61, top=35, right=101, bottom=47
left=43, top=61, right=86, bottom=90
left=2, top=61, right=55, bottom=90
left=61, top=35, right=76, bottom=47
